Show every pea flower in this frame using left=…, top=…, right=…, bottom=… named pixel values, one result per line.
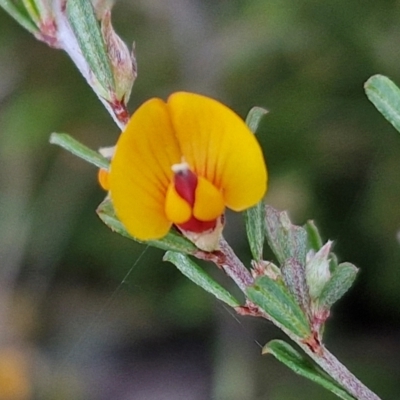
left=108, top=92, right=267, bottom=251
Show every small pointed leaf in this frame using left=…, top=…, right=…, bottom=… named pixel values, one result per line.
left=244, top=201, right=265, bottom=261
left=264, top=205, right=307, bottom=266
left=22, top=0, right=40, bottom=24
left=329, top=252, right=339, bottom=273
left=243, top=106, right=268, bottom=260
left=304, top=220, right=323, bottom=251
left=97, top=198, right=197, bottom=254
left=0, top=0, right=39, bottom=34
left=67, top=0, right=114, bottom=94
left=246, top=275, right=311, bottom=339
left=281, top=258, right=311, bottom=315
left=365, top=74, right=400, bottom=135
left=50, top=133, right=110, bottom=169
left=263, top=340, right=355, bottom=400
left=318, top=262, right=358, bottom=311
left=164, top=251, right=240, bottom=308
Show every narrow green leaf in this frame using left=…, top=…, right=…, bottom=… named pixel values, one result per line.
left=244, top=201, right=265, bottom=261
left=67, top=0, right=114, bottom=93
left=0, top=0, right=39, bottom=34
left=304, top=220, right=323, bottom=251
left=243, top=107, right=268, bottom=260
left=264, top=205, right=307, bottom=266
left=164, top=251, right=240, bottom=308
left=365, top=74, right=400, bottom=135
left=22, top=0, right=39, bottom=24
left=281, top=258, right=311, bottom=316
left=245, top=106, right=268, bottom=134
left=263, top=340, right=355, bottom=400
left=97, top=198, right=198, bottom=254
left=318, top=262, right=358, bottom=311
left=246, top=275, right=311, bottom=339
left=50, top=133, right=109, bottom=169
left=329, top=252, right=339, bottom=273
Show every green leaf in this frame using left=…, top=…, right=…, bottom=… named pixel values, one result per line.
left=281, top=258, right=311, bottom=316
left=0, top=0, right=39, bottom=34
left=365, top=74, right=400, bottom=135
left=263, top=340, right=355, bottom=400
left=22, top=0, right=39, bottom=24
left=244, top=201, right=265, bottom=261
left=50, top=133, right=110, bottom=169
left=264, top=205, right=307, bottom=266
left=243, top=107, right=268, bottom=260
left=304, top=220, right=323, bottom=252
left=164, top=251, right=241, bottom=308
left=318, top=262, right=358, bottom=311
left=246, top=275, right=311, bottom=339
left=67, top=0, right=114, bottom=94
left=245, top=106, right=268, bottom=134
left=97, top=198, right=198, bottom=254
left=329, top=252, right=339, bottom=273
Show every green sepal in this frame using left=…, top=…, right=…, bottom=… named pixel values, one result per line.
left=0, top=0, right=39, bottom=34
left=164, top=251, right=241, bottom=308
left=304, top=220, right=323, bottom=252
left=365, top=74, right=400, bottom=135
left=317, top=262, right=358, bottom=311
left=263, top=340, right=355, bottom=400
left=246, top=275, right=311, bottom=339
left=50, top=133, right=109, bottom=170
left=66, top=0, right=115, bottom=95
left=97, top=198, right=198, bottom=254
left=244, top=201, right=265, bottom=261
left=264, top=205, right=307, bottom=266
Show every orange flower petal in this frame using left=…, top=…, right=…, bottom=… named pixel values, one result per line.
left=110, top=98, right=182, bottom=240
left=193, top=176, right=224, bottom=221
left=98, top=168, right=110, bottom=191
left=167, top=92, right=267, bottom=211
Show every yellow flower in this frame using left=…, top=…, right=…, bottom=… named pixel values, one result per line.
left=108, top=92, right=267, bottom=250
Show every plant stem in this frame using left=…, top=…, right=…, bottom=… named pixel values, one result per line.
left=217, top=239, right=381, bottom=400
left=294, top=337, right=381, bottom=400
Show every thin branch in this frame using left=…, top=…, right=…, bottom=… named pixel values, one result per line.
left=211, top=239, right=381, bottom=400
left=217, top=237, right=254, bottom=291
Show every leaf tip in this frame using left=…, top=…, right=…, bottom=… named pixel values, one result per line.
left=261, top=344, right=271, bottom=355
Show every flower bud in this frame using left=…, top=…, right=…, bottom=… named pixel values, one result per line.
left=305, top=241, right=332, bottom=300
left=101, top=11, right=137, bottom=104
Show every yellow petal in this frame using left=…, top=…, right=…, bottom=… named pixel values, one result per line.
left=193, top=176, right=224, bottom=221
left=165, top=183, right=192, bottom=224
left=110, top=98, right=182, bottom=240
left=167, top=92, right=267, bottom=211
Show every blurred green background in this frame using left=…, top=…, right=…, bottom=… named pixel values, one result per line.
left=1, top=1, right=400, bottom=399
